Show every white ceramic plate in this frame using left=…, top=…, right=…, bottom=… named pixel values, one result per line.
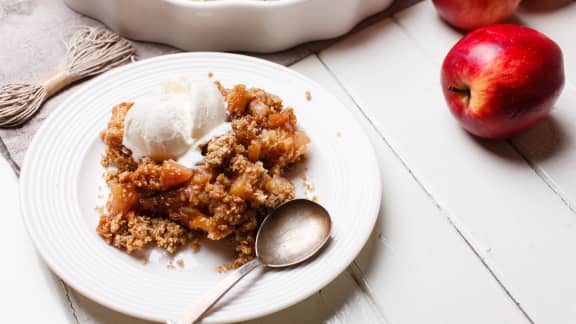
left=20, top=53, right=381, bottom=323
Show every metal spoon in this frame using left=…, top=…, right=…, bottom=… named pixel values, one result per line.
left=167, top=199, right=332, bottom=324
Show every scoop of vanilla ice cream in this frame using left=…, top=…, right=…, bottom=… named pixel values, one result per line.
left=122, top=79, right=227, bottom=162
left=122, top=93, right=193, bottom=161
left=189, top=80, right=227, bottom=139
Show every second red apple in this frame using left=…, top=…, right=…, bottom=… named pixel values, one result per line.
left=432, top=0, right=521, bottom=30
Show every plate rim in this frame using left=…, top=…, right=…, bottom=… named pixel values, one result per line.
left=19, top=52, right=382, bottom=322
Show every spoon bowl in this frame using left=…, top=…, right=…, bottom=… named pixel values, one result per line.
left=256, top=199, right=331, bottom=267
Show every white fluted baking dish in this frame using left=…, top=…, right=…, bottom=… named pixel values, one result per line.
left=63, top=0, right=394, bottom=52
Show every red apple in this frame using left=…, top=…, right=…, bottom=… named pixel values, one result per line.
left=441, top=24, right=564, bottom=139
left=432, top=0, right=521, bottom=30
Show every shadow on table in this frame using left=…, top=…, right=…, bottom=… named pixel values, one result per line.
left=520, top=0, right=573, bottom=13
left=506, top=0, right=573, bottom=26
left=469, top=116, right=569, bottom=165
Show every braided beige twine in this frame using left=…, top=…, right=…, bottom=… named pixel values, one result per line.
left=0, top=27, right=136, bottom=128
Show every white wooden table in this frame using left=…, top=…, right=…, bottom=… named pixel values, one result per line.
left=2, top=1, right=576, bottom=323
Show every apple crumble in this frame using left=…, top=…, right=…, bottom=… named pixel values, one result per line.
left=98, top=83, right=309, bottom=270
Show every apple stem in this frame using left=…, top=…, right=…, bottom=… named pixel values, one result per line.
left=448, top=86, right=471, bottom=104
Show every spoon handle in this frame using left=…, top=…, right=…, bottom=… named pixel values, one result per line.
left=167, top=259, right=261, bottom=324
